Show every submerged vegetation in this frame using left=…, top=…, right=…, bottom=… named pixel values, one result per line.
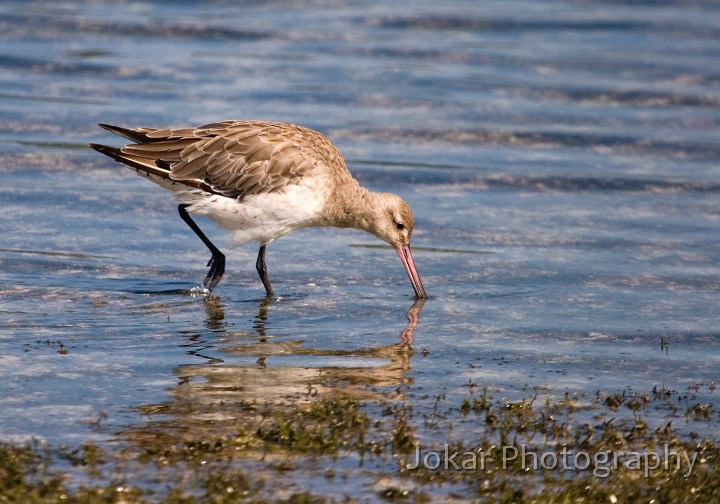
left=1, top=379, right=717, bottom=503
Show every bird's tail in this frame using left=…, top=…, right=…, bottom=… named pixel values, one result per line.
left=89, top=132, right=213, bottom=194
left=89, top=143, right=175, bottom=181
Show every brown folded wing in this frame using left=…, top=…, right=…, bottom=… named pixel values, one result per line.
left=119, top=121, right=323, bottom=199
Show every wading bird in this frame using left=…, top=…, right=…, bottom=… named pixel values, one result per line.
left=90, top=121, right=427, bottom=299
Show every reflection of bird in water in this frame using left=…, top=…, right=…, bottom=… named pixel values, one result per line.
left=123, top=299, right=426, bottom=492
left=174, top=298, right=425, bottom=408
left=90, top=121, right=427, bottom=299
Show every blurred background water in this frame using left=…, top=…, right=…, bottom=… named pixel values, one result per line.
left=1, top=0, right=719, bottom=496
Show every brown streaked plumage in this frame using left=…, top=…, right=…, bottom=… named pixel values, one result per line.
left=89, top=120, right=427, bottom=299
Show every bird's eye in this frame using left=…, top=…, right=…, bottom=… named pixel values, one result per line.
left=396, top=223, right=404, bottom=230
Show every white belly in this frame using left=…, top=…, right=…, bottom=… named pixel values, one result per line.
left=173, top=184, right=327, bottom=246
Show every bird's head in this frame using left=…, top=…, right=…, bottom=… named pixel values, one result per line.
left=366, top=193, right=416, bottom=247
left=363, top=193, right=427, bottom=299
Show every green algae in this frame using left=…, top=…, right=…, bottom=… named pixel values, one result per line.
left=1, top=381, right=717, bottom=503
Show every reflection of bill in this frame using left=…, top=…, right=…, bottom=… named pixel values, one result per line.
left=399, top=299, right=425, bottom=346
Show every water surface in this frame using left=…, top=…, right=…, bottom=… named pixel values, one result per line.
left=1, top=0, right=719, bottom=499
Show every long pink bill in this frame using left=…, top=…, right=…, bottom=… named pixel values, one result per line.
left=396, top=245, right=428, bottom=299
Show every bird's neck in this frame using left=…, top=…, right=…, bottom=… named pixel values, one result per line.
left=324, top=181, right=379, bottom=233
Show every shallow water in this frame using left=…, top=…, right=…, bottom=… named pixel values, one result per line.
left=1, top=0, right=719, bottom=498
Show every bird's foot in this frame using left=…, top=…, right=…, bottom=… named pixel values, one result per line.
left=202, top=251, right=226, bottom=292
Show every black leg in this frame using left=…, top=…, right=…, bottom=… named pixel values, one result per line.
left=178, top=204, right=225, bottom=292
left=256, top=244, right=273, bottom=296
